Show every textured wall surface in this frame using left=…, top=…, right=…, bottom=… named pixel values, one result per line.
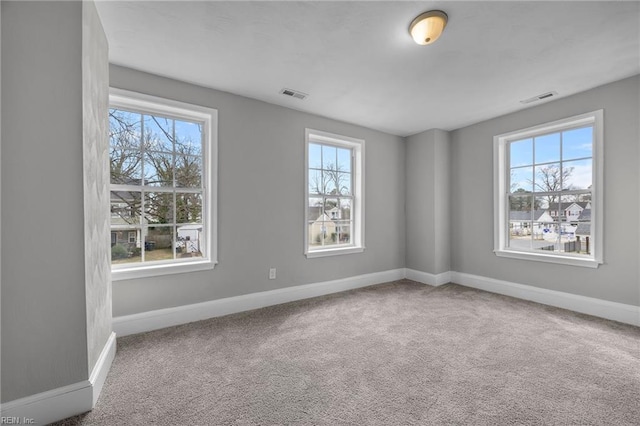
left=1, top=1, right=88, bottom=402
left=450, top=75, right=640, bottom=306
left=82, top=0, right=112, bottom=375
left=109, top=65, right=406, bottom=317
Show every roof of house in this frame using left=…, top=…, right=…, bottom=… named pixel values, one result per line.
left=509, top=209, right=550, bottom=222
left=178, top=224, right=202, bottom=231
left=578, top=209, right=591, bottom=221
left=548, top=202, right=590, bottom=211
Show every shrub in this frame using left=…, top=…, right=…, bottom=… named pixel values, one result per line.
left=111, top=244, right=129, bottom=260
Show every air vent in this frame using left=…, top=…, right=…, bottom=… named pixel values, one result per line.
left=280, top=88, right=308, bottom=100
left=520, top=91, right=558, bottom=104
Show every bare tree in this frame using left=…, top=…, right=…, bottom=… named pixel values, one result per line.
left=531, top=164, right=574, bottom=216
left=310, top=162, right=349, bottom=196
left=109, top=110, right=141, bottom=184
left=309, top=162, right=350, bottom=215
left=109, top=109, right=203, bottom=225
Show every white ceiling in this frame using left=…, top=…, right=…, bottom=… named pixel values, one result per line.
left=95, top=1, right=640, bottom=137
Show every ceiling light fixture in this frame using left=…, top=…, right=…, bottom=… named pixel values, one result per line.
left=409, top=10, right=448, bottom=45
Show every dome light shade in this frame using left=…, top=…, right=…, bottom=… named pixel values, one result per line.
left=409, top=10, right=448, bottom=45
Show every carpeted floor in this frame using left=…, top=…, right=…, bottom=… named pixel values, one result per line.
left=54, top=280, right=640, bottom=425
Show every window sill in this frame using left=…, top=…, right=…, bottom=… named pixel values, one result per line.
left=494, top=249, right=601, bottom=268
left=305, top=246, right=365, bottom=258
left=112, top=259, right=216, bottom=281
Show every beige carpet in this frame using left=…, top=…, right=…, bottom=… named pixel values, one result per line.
left=55, top=280, right=640, bottom=425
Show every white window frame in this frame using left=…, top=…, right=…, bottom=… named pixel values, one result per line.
left=304, top=129, right=365, bottom=258
left=109, top=88, right=218, bottom=280
left=494, top=110, right=603, bottom=268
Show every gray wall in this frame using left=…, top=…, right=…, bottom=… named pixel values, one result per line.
left=450, top=75, right=640, bottom=306
left=1, top=0, right=111, bottom=404
left=0, top=0, right=3, bottom=406
left=1, top=1, right=88, bottom=401
left=110, top=66, right=406, bottom=317
left=82, top=0, right=112, bottom=375
left=405, top=129, right=450, bottom=275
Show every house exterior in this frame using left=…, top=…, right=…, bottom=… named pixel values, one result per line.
left=548, top=201, right=591, bottom=222
left=309, top=213, right=337, bottom=245
left=509, top=209, right=553, bottom=237
left=177, top=224, right=202, bottom=254
left=308, top=204, right=352, bottom=246
left=575, top=209, right=591, bottom=237
left=110, top=190, right=141, bottom=249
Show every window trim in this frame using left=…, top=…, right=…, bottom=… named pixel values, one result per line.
left=109, top=88, right=218, bottom=280
left=493, top=110, right=603, bottom=268
left=304, top=129, right=365, bottom=258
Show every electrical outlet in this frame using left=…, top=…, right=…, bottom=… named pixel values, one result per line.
left=269, top=268, right=276, bottom=280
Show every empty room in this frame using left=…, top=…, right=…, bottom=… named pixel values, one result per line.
left=1, top=1, right=639, bottom=425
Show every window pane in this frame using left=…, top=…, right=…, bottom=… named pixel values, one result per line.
left=176, top=225, right=203, bottom=258
left=534, top=195, right=552, bottom=216
left=510, top=138, right=533, bottom=168
left=335, top=220, right=351, bottom=244
left=111, top=191, right=141, bottom=225
left=309, top=169, right=323, bottom=195
left=509, top=195, right=532, bottom=216
left=309, top=196, right=334, bottom=247
left=339, top=199, right=352, bottom=220
left=322, top=145, right=337, bottom=169
left=508, top=194, right=532, bottom=249
left=535, top=133, right=560, bottom=164
left=309, top=143, right=322, bottom=169
left=110, top=148, right=141, bottom=185
left=111, top=230, right=141, bottom=265
left=322, top=220, right=339, bottom=246
left=145, top=192, right=174, bottom=224
left=175, top=155, right=202, bottom=188
left=560, top=221, right=577, bottom=252
left=144, top=151, right=174, bottom=187
left=562, top=159, right=592, bottom=190
left=322, top=171, right=337, bottom=195
left=510, top=167, right=533, bottom=192
left=532, top=222, right=546, bottom=243
left=562, top=127, right=592, bottom=161
left=144, top=115, right=173, bottom=153
left=537, top=222, right=561, bottom=252
left=337, top=148, right=351, bottom=173
left=145, top=226, right=174, bottom=261
left=308, top=197, right=324, bottom=222
left=324, top=198, right=339, bottom=215
left=534, top=163, right=561, bottom=192
left=560, top=193, right=591, bottom=223
left=176, top=192, right=202, bottom=223
left=575, top=223, right=592, bottom=255
left=175, top=120, right=202, bottom=157
left=109, top=109, right=141, bottom=151
left=308, top=219, right=322, bottom=247
left=336, top=173, right=351, bottom=195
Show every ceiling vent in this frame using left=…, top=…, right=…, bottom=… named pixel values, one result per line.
left=520, top=91, right=558, bottom=104
left=280, top=88, right=308, bottom=100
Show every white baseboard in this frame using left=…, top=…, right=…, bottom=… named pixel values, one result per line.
left=113, top=268, right=406, bottom=336
left=450, top=271, right=640, bottom=327
left=0, top=332, right=116, bottom=424
left=113, top=266, right=638, bottom=338
left=405, top=268, right=451, bottom=286
left=89, top=332, right=116, bottom=406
